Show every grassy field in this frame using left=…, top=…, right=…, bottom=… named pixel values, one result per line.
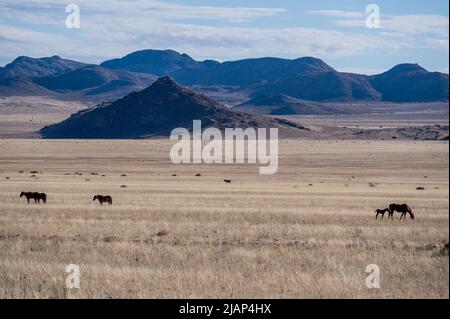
left=0, top=139, right=448, bottom=298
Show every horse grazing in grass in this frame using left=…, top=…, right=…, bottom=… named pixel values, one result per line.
left=389, top=203, right=414, bottom=220
left=20, top=192, right=46, bottom=203
left=224, top=179, right=232, bottom=184
left=375, top=208, right=389, bottom=219
left=93, top=195, right=112, bottom=205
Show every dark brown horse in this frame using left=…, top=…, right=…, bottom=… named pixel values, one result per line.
left=375, top=208, right=389, bottom=219
left=388, top=203, right=414, bottom=220
left=20, top=192, right=47, bottom=203
left=93, top=195, right=112, bottom=205
left=224, top=179, right=232, bottom=184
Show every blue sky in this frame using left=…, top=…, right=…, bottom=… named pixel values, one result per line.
left=0, top=0, right=448, bottom=74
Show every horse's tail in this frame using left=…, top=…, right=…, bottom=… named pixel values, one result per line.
left=42, top=194, right=47, bottom=203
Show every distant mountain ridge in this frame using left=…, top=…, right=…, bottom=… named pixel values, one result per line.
left=369, top=63, right=449, bottom=102
left=40, top=77, right=307, bottom=138
left=1, top=49, right=448, bottom=106
left=235, top=93, right=350, bottom=115
left=100, top=49, right=211, bottom=76
left=0, top=55, right=87, bottom=78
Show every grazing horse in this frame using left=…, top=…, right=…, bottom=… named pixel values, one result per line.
left=93, top=195, right=112, bottom=205
left=36, top=192, right=46, bottom=203
left=375, top=208, right=389, bottom=219
left=224, top=179, right=232, bottom=184
left=20, top=192, right=47, bottom=203
left=388, top=203, right=414, bottom=220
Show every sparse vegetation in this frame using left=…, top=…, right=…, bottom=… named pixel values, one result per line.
left=0, top=139, right=448, bottom=298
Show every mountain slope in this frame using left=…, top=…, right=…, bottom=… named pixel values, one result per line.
left=33, top=65, right=156, bottom=100
left=172, top=57, right=334, bottom=86
left=251, top=71, right=381, bottom=102
left=369, top=64, right=449, bottom=102
left=100, top=49, right=205, bottom=76
left=0, top=77, right=56, bottom=96
left=0, top=55, right=87, bottom=79
left=40, top=77, right=307, bottom=138
left=235, top=93, right=349, bottom=115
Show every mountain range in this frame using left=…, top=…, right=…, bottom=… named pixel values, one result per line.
left=1, top=49, right=448, bottom=110
left=40, top=77, right=307, bottom=138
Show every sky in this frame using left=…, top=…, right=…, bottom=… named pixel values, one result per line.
left=0, top=0, right=448, bottom=74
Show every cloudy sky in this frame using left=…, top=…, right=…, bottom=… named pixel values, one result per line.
left=0, top=0, right=448, bottom=74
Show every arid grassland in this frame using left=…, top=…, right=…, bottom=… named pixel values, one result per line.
left=0, top=139, right=448, bottom=298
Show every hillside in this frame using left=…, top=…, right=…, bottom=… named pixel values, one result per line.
left=40, top=77, right=307, bottom=138
left=0, top=55, right=87, bottom=79
left=369, top=64, right=449, bottom=102
left=235, top=93, right=349, bottom=115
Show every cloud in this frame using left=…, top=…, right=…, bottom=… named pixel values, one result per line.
left=308, top=10, right=364, bottom=19
left=0, top=19, right=412, bottom=65
left=0, top=0, right=286, bottom=23
left=311, top=9, right=449, bottom=37
left=336, top=14, right=448, bottom=37
left=0, top=0, right=445, bottom=67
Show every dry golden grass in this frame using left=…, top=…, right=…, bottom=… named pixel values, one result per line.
left=0, top=139, right=448, bottom=298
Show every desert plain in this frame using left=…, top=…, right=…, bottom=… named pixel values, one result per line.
left=0, top=138, right=448, bottom=298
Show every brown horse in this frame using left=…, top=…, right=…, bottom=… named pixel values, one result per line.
left=93, top=195, right=112, bottom=205
left=224, top=179, right=232, bottom=184
left=388, top=203, right=414, bottom=220
left=375, top=208, right=389, bottom=219
left=20, top=192, right=47, bottom=203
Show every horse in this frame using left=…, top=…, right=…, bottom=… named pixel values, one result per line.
left=20, top=192, right=46, bottom=203
left=375, top=208, right=389, bottom=219
left=36, top=192, right=46, bottom=203
left=93, top=195, right=112, bottom=205
left=224, top=179, right=232, bottom=184
left=388, top=203, right=414, bottom=220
